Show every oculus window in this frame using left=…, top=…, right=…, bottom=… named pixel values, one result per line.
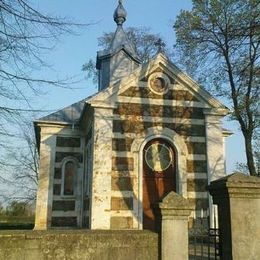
left=145, top=143, right=173, bottom=172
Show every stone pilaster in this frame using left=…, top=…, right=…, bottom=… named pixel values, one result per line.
left=209, top=173, right=260, bottom=260
left=204, top=111, right=225, bottom=181
left=34, top=130, right=56, bottom=230
left=204, top=110, right=225, bottom=227
left=90, top=103, right=115, bottom=229
left=159, top=192, right=193, bottom=260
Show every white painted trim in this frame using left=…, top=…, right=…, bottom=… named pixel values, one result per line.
left=88, top=52, right=229, bottom=114
left=116, top=96, right=207, bottom=108
left=113, top=114, right=205, bottom=125
left=111, top=171, right=135, bottom=177
left=148, top=72, right=171, bottom=95
left=111, top=191, right=133, bottom=197
left=185, top=136, right=206, bottom=143
left=187, top=192, right=208, bottom=199
left=90, top=107, right=114, bottom=229
left=112, top=132, right=206, bottom=142
left=34, top=134, right=56, bottom=230
left=148, top=53, right=228, bottom=110
left=124, top=81, right=195, bottom=91
left=112, top=152, right=206, bottom=161
left=109, top=211, right=135, bottom=217
left=39, top=126, right=83, bottom=136
left=187, top=173, right=208, bottom=179
left=112, top=151, right=133, bottom=157
left=187, top=155, right=207, bottom=161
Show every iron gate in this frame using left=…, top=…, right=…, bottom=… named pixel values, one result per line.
left=189, top=227, right=221, bottom=259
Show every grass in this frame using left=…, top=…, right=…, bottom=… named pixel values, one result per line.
left=0, top=216, right=34, bottom=230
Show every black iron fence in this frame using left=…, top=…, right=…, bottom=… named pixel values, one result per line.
left=189, top=227, right=220, bottom=260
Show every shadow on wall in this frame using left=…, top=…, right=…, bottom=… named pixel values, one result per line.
left=109, top=62, right=210, bottom=231
left=35, top=57, right=225, bottom=230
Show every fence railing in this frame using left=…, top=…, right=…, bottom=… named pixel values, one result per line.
left=189, top=225, right=220, bottom=260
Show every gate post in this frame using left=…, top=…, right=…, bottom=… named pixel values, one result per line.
left=159, top=191, right=193, bottom=260
left=208, top=173, right=260, bottom=260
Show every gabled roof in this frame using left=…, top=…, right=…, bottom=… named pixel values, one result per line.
left=35, top=96, right=92, bottom=125
left=36, top=52, right=229, bottom=126
left=89, top=52, right=230, bottom=115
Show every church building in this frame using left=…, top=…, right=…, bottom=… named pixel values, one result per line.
left=34, top=1, right=229, bottom=230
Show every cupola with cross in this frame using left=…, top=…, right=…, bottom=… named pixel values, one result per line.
left=96, top=0, right=141, bottom=91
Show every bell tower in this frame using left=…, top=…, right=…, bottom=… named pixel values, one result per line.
left=96, top=0, right=141, bottom=91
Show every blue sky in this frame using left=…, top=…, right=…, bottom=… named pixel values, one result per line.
left=33, top=0, right=245, bottom=173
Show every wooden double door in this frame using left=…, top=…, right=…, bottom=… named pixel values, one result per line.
left=143, top=138, right=176, bottom=231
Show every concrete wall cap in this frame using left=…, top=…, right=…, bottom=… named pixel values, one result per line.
left=209, top=172, right=260, bottom=188
left=159, top=191, right=193, bottom=210
left=208, top=173, right=260, bottom=199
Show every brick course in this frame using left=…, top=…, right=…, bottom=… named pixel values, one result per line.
left=111, top=197, right=133, bottom=210
left=119, top=87, right=199, bottom=101
left=114, top=103, right=204, bottom=119
left=112, top=157, right=134, bottom=171
left=113, top=120, right=206, bottom=136
left=110, top=217, right=133, bottom=229
left=187, top=179, right=208, bottom=192
left=187, top=160, right=208, bottom=173
left=111, top=177, right=134, bottom=191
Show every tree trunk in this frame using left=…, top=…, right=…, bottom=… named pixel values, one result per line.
left=244, top=132, right=257, bottom=176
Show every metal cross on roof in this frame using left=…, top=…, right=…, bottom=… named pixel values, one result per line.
left=154, top=38, right=166, bottom=53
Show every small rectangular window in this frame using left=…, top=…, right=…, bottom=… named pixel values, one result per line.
left=63, top=161, right=76, bottom=196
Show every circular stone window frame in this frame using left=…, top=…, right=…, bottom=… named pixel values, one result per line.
left=145, top=142, right=173, bottom=172
left=148, top=72, right=170, bottom=95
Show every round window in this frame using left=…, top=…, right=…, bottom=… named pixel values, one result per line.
left=151, top=77, right=166, bottom=93
left=148, top=73, right=170, bottom=95
left=145, top=143, right=173, bottom=172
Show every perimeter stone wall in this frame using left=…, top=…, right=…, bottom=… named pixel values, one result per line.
left=0, top=230, right=158, bottom=260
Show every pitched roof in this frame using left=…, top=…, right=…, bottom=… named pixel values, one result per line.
left=89, top=53, right=230, bottom=115
left=35, top=96, right=93, bottom=124
left=36, top=53, right=230, bottom=125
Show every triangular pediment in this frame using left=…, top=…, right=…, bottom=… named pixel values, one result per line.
left=88, top=53, right=229, bottom=115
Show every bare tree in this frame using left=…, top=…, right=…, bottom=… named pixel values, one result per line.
left=0, top=1, right=87, bottom=202
left=0, top=202, right=4, bottom=215
left=82, top=26, right=168, bottom=85
left=0, top=118, right=39, bottom=202
left=0, top=0, right=85, bottom=141
left=174, top=0, right=260, bottom=176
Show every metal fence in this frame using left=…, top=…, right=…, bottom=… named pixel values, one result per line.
left=189, top=227, right=220, bottom=260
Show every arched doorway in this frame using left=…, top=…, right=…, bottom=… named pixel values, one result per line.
left=143, top=138, right=176, bottom=231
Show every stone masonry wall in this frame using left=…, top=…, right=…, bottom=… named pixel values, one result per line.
left=51, top=135, right=87, bottom=228
left=111, top=83, right=209, bottom=226
left=0, top=230, right=158, bottom=260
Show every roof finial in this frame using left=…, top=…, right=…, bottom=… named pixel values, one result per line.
left=114, top=0, right=127, bottom=26
left=154, top=38, right=166, bottom=53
